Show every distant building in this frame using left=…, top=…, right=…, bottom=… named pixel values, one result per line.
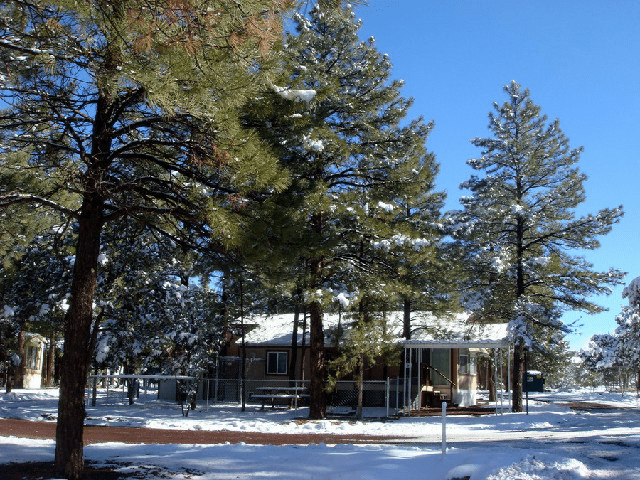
left=23, top=334, right=46, bottom=389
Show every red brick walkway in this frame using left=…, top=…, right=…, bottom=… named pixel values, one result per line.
left=0, top=418, right=399, bottom=445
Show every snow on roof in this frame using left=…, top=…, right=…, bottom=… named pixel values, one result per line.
left=239, top=311, right=510, bottom=348
left=403, top=312, right=510, bottom=348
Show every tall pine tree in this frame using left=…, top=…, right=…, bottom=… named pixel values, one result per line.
left=453, top=81, right=624, bottom=411
left=0, top=1, right=296, bottom=477
left=244, top=4, right=442, bottom=418
left=611, top=276, right=640, bottom=390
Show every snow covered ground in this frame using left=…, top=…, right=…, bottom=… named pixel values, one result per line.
left=1, top=388, right=640, bottom=479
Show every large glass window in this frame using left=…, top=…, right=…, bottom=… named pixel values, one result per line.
left=266, top=351, right=288, bottom=375
left=430, top=349, right=450, bottom=385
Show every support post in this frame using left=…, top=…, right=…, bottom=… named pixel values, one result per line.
left=507, top=345, right=512, bottom=408
left=214, top=355, right=219, bottom=404
left=385, top=377, right=390, bottom=418
left=395, top=376, right=399, bottom=414
left=404, top=348, right=409, bottom=415
left=205, top=378, right=210, bottom=411
left=524, top=349, right=529, bottom=415
left=407, top=348, right=412, bottom=413
left=493, top=348, right=502, bottom=413
left=441, top=401, right=447, bottom=455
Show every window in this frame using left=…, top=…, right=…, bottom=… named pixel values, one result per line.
left=266, top=351, right=288, bottom=375
left=26, top=346, right=39, bottom=370
left=458, top=349, right=477, bottom=375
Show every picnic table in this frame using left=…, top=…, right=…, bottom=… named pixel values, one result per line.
left=250, top=386, right=309, bottom=410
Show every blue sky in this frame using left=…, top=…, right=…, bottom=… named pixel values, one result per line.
left=353, top=0, right=640, bottom=350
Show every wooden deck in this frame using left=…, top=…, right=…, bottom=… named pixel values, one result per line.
left=403, top=405, right=497, bottom=417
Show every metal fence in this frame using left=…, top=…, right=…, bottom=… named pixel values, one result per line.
left=87, top=374, right=409, bottom=416
left=202, top=378, right=407, bottom=415
left=87, top=374, right=196, bottom=407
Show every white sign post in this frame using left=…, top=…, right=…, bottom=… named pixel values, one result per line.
left=441, top=401, right=447, bottom=455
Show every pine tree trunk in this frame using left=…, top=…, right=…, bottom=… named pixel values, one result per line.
left=240, top=276, right=246, bottom=413
left=125, top=363, right=136, bottom=406
left=356, top=355, right=364, bottom=420
left=513, top=214, right=525, bottom=413
left=54, top=192, right=103, bottom=479
left=308, top=209, right=326, bottom=420
left=46, top=331, right=56, bottom=387
left=289, top=302, right=300, bottom=383
left=403, top=298, right=411, bottom=340
left=308, top=295, right=326, bottom=419
left=512, top=344, right=524, bottom=412
left=300, top=310, right=307, bottom=381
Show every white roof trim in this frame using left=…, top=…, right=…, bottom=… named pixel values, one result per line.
left=403, top=340, right=511, bottom=349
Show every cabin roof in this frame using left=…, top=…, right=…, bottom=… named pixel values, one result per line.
left=237, top=311, right=510, bottom=348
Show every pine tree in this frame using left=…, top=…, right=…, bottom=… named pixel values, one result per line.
left=612, top=276, right=640, bottom=391
left=0, top=1, right=297, bottom=477
left=326, top=297, right=398, bottom=420
left=94, top=220, right=224, bottom=402
left=453, top=81, right=624, bottom=412
left=580, top=332, right=620, bottom=388
left=526, top=326, right=572, bottom=388
left=0, top=223, right=73, bottom=389
left=243, top=4, right=441, bottom=418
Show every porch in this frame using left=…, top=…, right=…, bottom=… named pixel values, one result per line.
left=402, top=338, right=512, bottom=413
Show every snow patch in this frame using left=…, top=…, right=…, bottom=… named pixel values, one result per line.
left=273, top=85, right=316, bottom=103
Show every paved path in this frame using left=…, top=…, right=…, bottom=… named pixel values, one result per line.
left=0, top=418, right=398, bottom=445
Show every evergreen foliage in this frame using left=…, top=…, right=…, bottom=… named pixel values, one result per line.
left=0, top=223, right=73, bottom=388
left=0, top=0, right=297, bottom=477
left=2, top=0, right=630, bottom=461
left=94, top=221, right=224, bottom=383
left=615, top=276, right=640, bottom=378
left=244, top=3, right=443, bottom=418
left=581, top=276, right=640, bottom=390
left=326, top=300, right=398, bottom=419
left=452, top=81, right=624, bottom=411
left=581, top=333, right=619, bottom=369
left=526, top=326, right=572, bottom=388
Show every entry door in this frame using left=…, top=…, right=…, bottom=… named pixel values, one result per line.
left=430, top=349, right=450, bottom=385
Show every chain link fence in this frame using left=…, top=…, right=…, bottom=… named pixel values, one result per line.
left=87, top=375, right=408, bottom=416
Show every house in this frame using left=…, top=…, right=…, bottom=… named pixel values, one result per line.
left=22, top=333, right=46, bottom=389
left=401, top=313, right=511, bottom=408
left=223, top=311, right=511, bottom=408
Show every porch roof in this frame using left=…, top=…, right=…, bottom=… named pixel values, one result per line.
left=402, top=314, right=510, bottom=349
left=403, top=339, right=511, bottom=349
